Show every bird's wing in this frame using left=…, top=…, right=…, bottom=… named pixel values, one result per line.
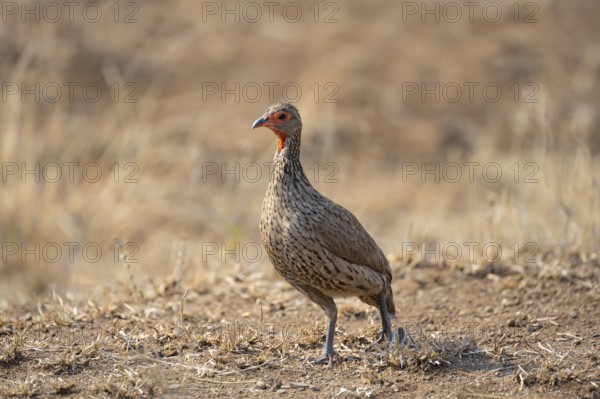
left=313, top=200, right=391, bottom=279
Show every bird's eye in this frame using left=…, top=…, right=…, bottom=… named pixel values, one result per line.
left=278, top=113, right=287, bottom=120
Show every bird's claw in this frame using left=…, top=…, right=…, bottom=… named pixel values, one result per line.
left=366, top=327, right=407, bottom=355
left=383, top=326, right=406, bottom=346
left=386, top=327, right=406, bottom=350
left=308, top=351, right=339, bottom=367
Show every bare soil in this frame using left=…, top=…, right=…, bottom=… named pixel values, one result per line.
left=1, top=253, right=598, bottom=398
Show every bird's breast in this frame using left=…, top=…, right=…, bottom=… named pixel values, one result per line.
left=260, top=183, right=322, bottom=247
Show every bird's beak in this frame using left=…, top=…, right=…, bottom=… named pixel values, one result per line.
left=252, top=115, right=268, bottom=129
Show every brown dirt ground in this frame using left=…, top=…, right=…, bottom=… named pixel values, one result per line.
left=1, top=253, right=598, bottom=398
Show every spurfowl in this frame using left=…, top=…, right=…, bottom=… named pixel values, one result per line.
left=252, top=103, right=396, bottom=366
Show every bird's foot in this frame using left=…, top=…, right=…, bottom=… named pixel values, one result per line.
left=308, top=351, right=339, bottom=367
left=378, top=326, right=402, bottom=345
left=374, top=330, right=385, bottom=344
left=366, top=327, right=407, bottom=355
left=388, top=326, right=406, bottom=348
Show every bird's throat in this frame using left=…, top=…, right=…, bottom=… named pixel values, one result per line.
left=273, top=129, right=286, bottom=153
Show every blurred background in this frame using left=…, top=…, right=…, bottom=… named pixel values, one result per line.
left=0, top=0, right=598, bottom=302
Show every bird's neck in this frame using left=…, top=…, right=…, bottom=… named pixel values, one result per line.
left=270, top=135, right=309, bottom=185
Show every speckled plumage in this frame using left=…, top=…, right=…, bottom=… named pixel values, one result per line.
left=253, top=103, right=396, bottom=365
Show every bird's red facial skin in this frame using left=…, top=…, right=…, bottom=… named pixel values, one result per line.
left=274, top=129, right=286, bottom=152
left=262, top=111, right=291, bottom=152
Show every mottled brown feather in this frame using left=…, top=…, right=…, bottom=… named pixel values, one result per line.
left=314, top=201, right=392, bottom=280
left=255, top=102, right=396, bottom=319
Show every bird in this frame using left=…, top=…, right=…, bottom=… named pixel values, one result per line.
left=252, top=102, right=396, bottom=366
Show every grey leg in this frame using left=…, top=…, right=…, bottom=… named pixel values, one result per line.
left=376, top=292, right=393, bottom=344
left=309, top=312, right=337, bottom=367
left=295, top=284, right=339, bottom=367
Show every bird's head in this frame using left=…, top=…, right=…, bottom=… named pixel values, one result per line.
left=252, top=102, right=302, bottom=152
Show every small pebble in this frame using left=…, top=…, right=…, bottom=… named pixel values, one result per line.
left=570, top=310, right=579, bottom=319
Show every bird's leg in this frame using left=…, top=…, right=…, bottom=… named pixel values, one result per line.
left=364, top=292, right=395, bottom=355
left=308, top=314, right=338, bottom=367
left=308, top=305, right=339, bottom=367
left=295, top=285, right=339, bottom=366
left=376, top=292, right=393, bottom=346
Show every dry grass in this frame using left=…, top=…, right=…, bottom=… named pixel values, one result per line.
left=1, top=256, right=598, bottom=397
left=0, top=0, right=599, bottom=397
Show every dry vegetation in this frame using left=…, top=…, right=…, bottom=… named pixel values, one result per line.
left=0, top=0, right=599, bottom=397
